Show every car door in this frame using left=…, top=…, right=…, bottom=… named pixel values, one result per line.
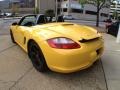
left=14, top=15, right=37, bottom=48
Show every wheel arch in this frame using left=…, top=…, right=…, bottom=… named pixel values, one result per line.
left=27, top=39, right=48, bottom=71
left=27, top=39, right=44, bottom=54
left=27, top=39, right=35, bottom=51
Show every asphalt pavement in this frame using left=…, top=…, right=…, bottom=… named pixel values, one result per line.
left=102, top=34, right=120, bottom=90
left=0, top=35, right=107, bottom=90
left=0, top=18, right=19, bottom=35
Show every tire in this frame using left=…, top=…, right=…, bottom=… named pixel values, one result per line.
left=10, top=30, right=16, bottom=43
left=28, top=41, right=48, bottom=72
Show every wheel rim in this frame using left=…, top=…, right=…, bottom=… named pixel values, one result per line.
left=29, top=45, right=41, bottom=67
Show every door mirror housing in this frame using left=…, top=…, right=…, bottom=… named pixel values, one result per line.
left=12, top=22, right=18, bottom=26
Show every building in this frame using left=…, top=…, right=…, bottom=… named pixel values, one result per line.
left=0, top=0, right=10, bottom=12
left=36, top=0, right=110, bottom=21
left=110, top=0, right=120, bottom=19
left=59, top=0, right=110, bottom=20
left=59, top=0, right=82, bottom=15
left=80, top=4, right=109, bottom=21
left=19, top=0, right=35, bottom=8
left=0, top=0, right=110, bottom=20
left=36, top=0, right=81, bottom=15
left=36, top=0, right=55, bottom=14
left=9, top=0, right=35, bottom=8
left=0, top=0, right=35, bottom=14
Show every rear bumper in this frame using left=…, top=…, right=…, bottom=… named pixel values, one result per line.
left=49, top=58, right=100, bottom=73
left=40, top=38, right=104, bottom=73
left=48, top=47, right=103, bottom=73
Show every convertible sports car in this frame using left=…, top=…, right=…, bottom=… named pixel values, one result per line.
left=10, top=14, right=104, bottom=73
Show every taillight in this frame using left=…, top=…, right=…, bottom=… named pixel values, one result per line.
left=47, top=37, right=80, bottom=49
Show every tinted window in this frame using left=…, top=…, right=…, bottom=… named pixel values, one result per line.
left=85, top=10, right=97, bottom=15
left=63, top=8, right=67, bottom=12
left=71, top=9, right=83, bottom=13
left=101, top=13, right=108, bottom=17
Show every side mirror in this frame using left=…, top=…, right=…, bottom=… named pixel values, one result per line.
left=12, top=22, right=18, bottom=26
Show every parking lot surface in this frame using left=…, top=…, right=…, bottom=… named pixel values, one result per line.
left=0, top=35, right=107, bottom=90
left=102, top=34, right=120, bottom=90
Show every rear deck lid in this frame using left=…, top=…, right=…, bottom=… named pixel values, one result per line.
left=47, top=23, right=100, bottom=40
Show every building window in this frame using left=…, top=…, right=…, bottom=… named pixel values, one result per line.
left=85, top=10, right=97, bottom=15
left=63, top=8, right=67, bottom=12
left=57, top=8, right=61, bottom=14
left=9, top=0, right=35, bottom=8
left=101, top=13, right=108, bottom=17
left=57, top=0, right=61, bottom=2
left=109, top=15, right=114, bottom=19
left=71, top=9, right=83, bottom=13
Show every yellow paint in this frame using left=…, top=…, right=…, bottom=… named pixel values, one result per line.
left=10, top=22, right=104, bottom=73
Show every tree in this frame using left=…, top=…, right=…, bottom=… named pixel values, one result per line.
left=34, top=7, right=39, bottom=14
left=113, top=10, right=118, bottom=19
left=79, top=0, right=87, bottom=10
left=79, top=0, right=111, bottom=27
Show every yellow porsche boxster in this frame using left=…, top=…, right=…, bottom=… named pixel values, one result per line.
left=10, top=14, right=104, bottom=73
